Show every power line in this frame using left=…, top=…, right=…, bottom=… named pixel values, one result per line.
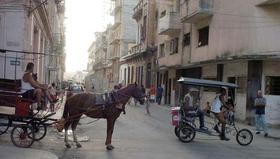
left=0, top=49, right=63, bottom=57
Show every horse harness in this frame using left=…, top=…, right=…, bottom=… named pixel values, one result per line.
left=94, top=91, right=128, bottom=115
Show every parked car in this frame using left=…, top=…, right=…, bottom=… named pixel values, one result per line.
left=68, top=84, right=85, bottom=96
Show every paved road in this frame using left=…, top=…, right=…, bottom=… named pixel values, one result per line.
left=1, top=103, right=280, bottom=159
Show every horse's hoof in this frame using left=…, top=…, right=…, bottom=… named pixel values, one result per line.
left=65, top=144, right=71, bottom=148
left=106, top=145, right=114, bottom=151
left=76, top=143, right=82, bottom=148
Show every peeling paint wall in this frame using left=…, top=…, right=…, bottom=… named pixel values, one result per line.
left=262, top=61, right=280, bottom=125
left=223, top=61, right=248, bottom=121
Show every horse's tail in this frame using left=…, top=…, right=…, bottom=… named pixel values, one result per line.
left=55, top=101, right=69, bottom=132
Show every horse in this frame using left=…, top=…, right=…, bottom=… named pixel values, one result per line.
left=57, top=83, right=145, bottom=150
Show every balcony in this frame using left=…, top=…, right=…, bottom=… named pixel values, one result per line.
left=133, top=0, right=143, bottom=20
left=122, top=43, right=148, bottom=61
left=257, top=0, right=280, bottom=6
left=128, top=43, right=145, bottom=55
left=181, top=0, right=213, bottom=23
left=158, top=12, right=181, bottom=36
left=109, top=28, right=121, bottom=45
left=110, top=0, right=122, bottom=15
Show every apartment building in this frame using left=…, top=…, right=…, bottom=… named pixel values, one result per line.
left=157, top=0, right=280, bottom=124
left=0, top=0, right=65, bottom=85
left=110, top=0, right=138, bottom=85
left=120, top=0, right=157, bottom=89
left=86, top=28, right=113, bottom=93
left=157, top=0, right=181, bottom=105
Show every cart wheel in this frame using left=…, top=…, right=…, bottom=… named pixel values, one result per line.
left=0, top=115, right=10, bottom=135
left=236, top=129, right=253, bottom=146
left=11, top=125, right=35, bottom=148
left=28, top=123, right=47, bottom=141
left=174, top=126, right=179, bottom=137
left=178, top=125, right=196, bottom=143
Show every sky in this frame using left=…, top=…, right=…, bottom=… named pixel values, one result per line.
left=65, top=0, right=112, bottom=73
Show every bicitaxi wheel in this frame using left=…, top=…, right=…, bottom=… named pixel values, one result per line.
left=11, top=125, right=35, bottom=148
left=178, top=125, right=196, bottom=143
left=236, top=129, right=253, bottom=146
left=27, top=122, right=47, bottom=141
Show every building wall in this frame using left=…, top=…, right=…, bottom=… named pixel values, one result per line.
left=181, top=0, right=280, bottom=64
left=119, top=0, right=137, bottom=57
left=262, top=61, right=280, bottom=125
left=0, top=9, right=25, bottom=79
left=0, top=0, right=65, bottom=84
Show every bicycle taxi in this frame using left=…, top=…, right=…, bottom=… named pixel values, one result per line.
left=171, top=77, right=253, bottom=146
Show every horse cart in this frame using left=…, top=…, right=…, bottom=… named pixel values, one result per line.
left=0, top=79, right=59, bottom=148
left=171, top=77, right=253, bottom=146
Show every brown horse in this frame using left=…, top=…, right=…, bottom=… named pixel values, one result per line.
left=58, top=83, right=145, bottom=150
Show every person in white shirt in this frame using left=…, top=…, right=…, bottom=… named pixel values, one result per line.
left=211, top=88, right=231, bottom=141
left=22, top=62, right=57, bottom=108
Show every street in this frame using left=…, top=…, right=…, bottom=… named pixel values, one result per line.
left=1, top=103, right=279, bottom=159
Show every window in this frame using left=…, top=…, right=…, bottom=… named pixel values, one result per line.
left=155, top=10, right=159, bottom=29
left=131, top=66, right=134, bottom=83
left=174, top=37, right=179, bottom=53
left=160, top=10, right=166, bottom=18
left=142, top=16, right=147, bottom=41
left=198, top=26, right=209, bottom=47
left=159, top=43, right=165, bottom=57
left=128, top=67, right=130, bottom=84
left=183, top=33, right=190, bottom=47
left=170, top=37, right=179, bottom=54
left=124, top=68, right=127, bottom=85
left=265, top=76, right=280, bottom=95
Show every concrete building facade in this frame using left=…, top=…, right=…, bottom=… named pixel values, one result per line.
left=110, top=0, right=138, bottom=85
left=120, top=0, right=157, bottom=89
left=170, top=0, right=280, bottom=124
left=0, top=0, right=65, bottom=85
left=86, top=28, right=113, bottom=93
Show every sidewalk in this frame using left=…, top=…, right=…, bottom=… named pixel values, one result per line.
left=150, top=103, right=280, bottom=139
left=0, top=145, right=58, bottom=159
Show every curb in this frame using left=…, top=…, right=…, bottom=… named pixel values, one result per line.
left=0, top=146, right=58, bottom=159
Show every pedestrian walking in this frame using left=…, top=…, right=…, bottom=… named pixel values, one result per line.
left=145, top=92, right=151, bottom=115
left=254, top=90, right=268, bottom=137
left=141, top=84, right=146, bottom=94
left=156, top=85, right=163, bottom=105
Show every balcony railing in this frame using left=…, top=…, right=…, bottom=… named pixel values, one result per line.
left=128, top=43, right=144, bottom=55
left=158, top=12, right=181, bottom=35
left=181, top=0, right=213, bottom=23
left=133, top=0, right=144, bottom=20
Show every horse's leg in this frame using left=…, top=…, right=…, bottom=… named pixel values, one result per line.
left=71, top=117, right=82, bottom=148
left=105, top=118, right=117, bottom=150
left=64, top=121, right=71, bottom=148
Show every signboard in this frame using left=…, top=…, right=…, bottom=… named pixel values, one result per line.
left=10, top=60, right=20, bottom=66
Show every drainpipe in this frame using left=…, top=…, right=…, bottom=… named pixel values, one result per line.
left=189, top=24, right=192, bottom=64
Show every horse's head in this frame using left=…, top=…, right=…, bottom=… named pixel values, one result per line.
left=129, top=83, right=145, bottom=105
